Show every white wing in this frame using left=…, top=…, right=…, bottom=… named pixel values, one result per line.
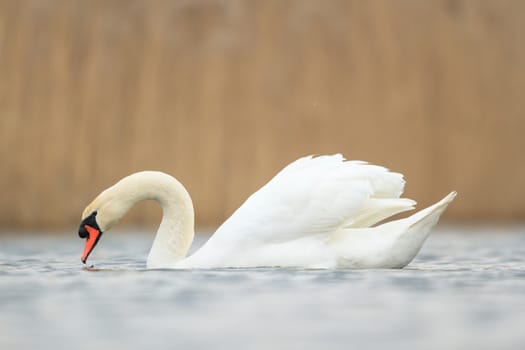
left=210, top=154, right=415, bottom=246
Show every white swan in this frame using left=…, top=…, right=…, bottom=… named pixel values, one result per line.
left=78, top=154, right=456, bottom=269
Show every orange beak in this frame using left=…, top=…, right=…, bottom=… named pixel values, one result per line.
left=81, top=225, right=102, bottom=264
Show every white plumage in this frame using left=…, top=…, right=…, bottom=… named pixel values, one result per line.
left=79, top=154, right=456, bottom=269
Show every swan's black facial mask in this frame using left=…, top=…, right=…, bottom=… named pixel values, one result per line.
left=78, top=211, right=103, bottom=264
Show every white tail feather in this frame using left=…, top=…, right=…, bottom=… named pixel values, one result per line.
left=383, top=191, right=457, bottom=267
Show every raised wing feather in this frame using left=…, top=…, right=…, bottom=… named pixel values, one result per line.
left=212, top=154, right=413, bottom=245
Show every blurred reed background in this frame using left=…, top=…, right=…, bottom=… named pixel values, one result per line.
left=1, top=0, right=524, bottom=231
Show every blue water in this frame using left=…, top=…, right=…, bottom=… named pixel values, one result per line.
left=1, top=226, right=525, bottom=350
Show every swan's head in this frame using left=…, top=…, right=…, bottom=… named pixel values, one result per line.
left=78, top=171, right=194, bottom=265
left=78, top=182, right=133, bottom=264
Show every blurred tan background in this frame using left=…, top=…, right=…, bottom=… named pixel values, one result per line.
left=1, top=0, right=524, bottom=231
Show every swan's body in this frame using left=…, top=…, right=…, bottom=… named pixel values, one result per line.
left=79, top=154, right=456, bottom=269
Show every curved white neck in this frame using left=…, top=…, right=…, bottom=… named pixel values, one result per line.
left=103, top=172, right=195, bottom=268
left=147, top=176, right=195, bottom=268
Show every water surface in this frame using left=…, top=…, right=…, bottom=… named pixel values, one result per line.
left=1, top=226, right=525, bottom=349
